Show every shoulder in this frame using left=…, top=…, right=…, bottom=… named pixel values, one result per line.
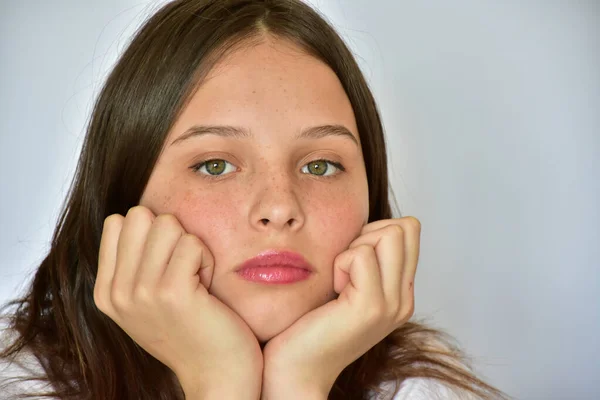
left=0, top=320, right=54, bottom=399
left=370, top=377, right=482, bottom=400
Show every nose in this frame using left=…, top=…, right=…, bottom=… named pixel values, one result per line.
left=249, top=174, right=305, bottom=232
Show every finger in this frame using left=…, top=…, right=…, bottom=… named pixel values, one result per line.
left=398, top=218, right=421, bottom=321
left=332, top=218, right=398, bottom=296
left=360, top=218, right=399, bottom=235
left=135, top=214, right=184, bottom=292
left=359, top=217, right=420, bottom=234
left=113, top=206, right=155, bottom=301
left=161, top=233, right=215, bottom=295
left=333, top=245, right=383, bottom=306
left=349, top=224, right=405, bottom=306
left=95, top=214, right=124, bottom=316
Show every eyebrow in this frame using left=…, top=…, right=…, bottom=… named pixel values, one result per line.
left=169, top=124, right=359, bottom=146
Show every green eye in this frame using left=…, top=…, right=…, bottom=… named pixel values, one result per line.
left=193, top=159, right=236, bottom=177
left=301, top=159, right=344, bottom=177
left=307, top=160, right=328, bottom=175
left=205, top=160, right=226, bottom=175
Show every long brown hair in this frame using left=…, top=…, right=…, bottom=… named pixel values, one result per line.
left=0, top=1, right=509, bottom=399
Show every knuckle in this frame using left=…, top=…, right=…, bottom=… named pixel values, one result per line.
left=128, top=205, right=156, bottom=223
left=132, top=286, right=152, bottom=303
left=180, top=234, right=212, bottom=264
left=180, top=233, right=202, bottom=248
left=110, top=289, right=129, bottom=311
left=154, top=213, right=176, bottom=224
left=103, top=214, right=124, bottom=229
left=332, top=251, right=346, bottom=267
left=386, top=224, right=405, bottom=238
left=354, top=244, right=374, bottom=260
left=406, top=216, right=421, bottom=232
left=355, top=244, right=372, bottom=254
left=154, top=214, right=182, bottom=233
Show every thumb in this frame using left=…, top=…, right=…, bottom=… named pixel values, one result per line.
left=198, top=248, right=215, bottom=290
left=200, top=263, right=214, bottom=290
left=332, top=251, right=351, bottom=294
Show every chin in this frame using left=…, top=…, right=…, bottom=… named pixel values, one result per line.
left=233, top=286, right=336, bottom=343
left=238, top=298, right=311, bottom=343
left=208, top=274, right=337, bottom=343
left=252, top=322, right=288, bottom=344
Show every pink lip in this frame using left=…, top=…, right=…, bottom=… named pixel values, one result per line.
left=235, top=250, right=314, bottom=284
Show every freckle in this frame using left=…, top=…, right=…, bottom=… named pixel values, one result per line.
left=409, top=282, right=413, bottom=290
left=183, top=190, right=194, bottom=204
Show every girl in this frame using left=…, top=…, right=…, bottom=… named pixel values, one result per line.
left=0, top=1, right=509, bottom=399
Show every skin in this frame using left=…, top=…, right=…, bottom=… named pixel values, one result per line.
left=95, top=35, right=420, bottom=399
left=139, top=36, right=369, bottom=342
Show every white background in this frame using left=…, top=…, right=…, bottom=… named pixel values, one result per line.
left=1, top=1, right=599, bottom=399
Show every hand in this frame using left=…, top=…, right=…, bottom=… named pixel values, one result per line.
left=94, top=206, right=263, bottom=398
left=261, top=217, right=421, bottom=399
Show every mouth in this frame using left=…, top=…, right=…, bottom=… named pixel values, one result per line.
left=235, top=250, right=314, bottom=284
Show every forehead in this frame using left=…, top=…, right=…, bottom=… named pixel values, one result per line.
left=168, top=38, right=359, bottom=144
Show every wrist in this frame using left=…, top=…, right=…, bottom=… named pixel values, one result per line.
left=177, top=356, right=263, bottom=399
left=261, top=379, right=330, bottom=400
left=261, top=387, right=328, bottom=400
left=179, top=371, right=262, bottom=400
left=183, top=384, right=261, bottom=400
left=261, top=367, right=333, bottom=400
left=202, top=386, right=260, bottom=400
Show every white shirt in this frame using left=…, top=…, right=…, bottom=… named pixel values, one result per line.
left=371, top=378, right=480, bottom=399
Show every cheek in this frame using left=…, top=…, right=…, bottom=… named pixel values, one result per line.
left=310, top=190, right=367, bottom=261
left=167, top=186, right=244, bottom=255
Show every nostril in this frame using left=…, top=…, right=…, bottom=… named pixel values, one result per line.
left=260, top=218, right=269, bottom=225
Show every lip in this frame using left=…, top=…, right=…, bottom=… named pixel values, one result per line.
left=235, top=250, right=314, bottom=284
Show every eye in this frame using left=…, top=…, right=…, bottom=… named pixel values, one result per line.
left=301, top=159, right=345, bottom=177
left=193, top=159, right=237, bottom=177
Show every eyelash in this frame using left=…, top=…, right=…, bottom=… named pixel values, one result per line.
left=190, top=158, right=346, bottom=180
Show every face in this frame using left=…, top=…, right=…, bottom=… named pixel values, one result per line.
left=139, top=36, right=369, bottom=342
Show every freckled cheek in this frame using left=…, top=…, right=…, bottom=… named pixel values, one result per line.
left=310, top=193, right=367, bottom=260
left=171, top=188, right=243, bottom=255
